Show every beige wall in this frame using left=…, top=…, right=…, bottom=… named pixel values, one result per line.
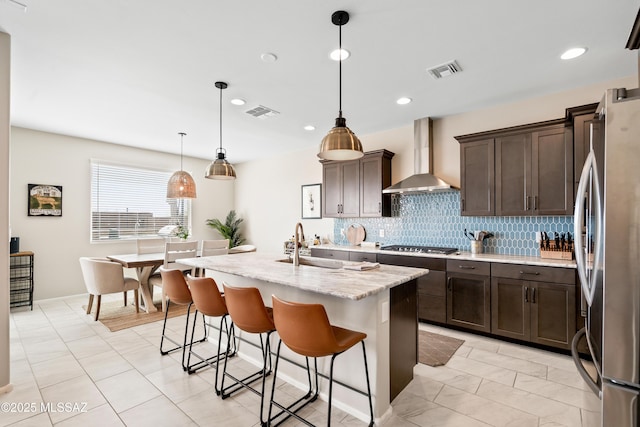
left=235, top=74, right=637, bottom=252
left=1, top=31, right=11, bottom=393
left=9, top=128, right=234, bottom=300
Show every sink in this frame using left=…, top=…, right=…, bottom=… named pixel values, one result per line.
left=276, top=257, right=344, bottom=269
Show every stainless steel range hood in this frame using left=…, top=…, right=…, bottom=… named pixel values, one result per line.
left=383, top=117, right=458, bottom=194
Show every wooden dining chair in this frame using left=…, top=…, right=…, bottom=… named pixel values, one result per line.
left=149, top=241, right=197, bottom=311
left=201, top=239, right=230, bottom=256
left=136, top=237, right=166, bottom=254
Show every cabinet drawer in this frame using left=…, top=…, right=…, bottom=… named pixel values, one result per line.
left=446, top=259, right=490, bottom=276
left=378, top=254, right=446, bottom=271
left=349, top=252, right=377, bottom=262
left=310, top=248, right=350, bottom=261
left=492, top=263, right=575, bottom=284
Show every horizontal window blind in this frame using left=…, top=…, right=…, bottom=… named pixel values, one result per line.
left=90, top=160, right=191, bottom=242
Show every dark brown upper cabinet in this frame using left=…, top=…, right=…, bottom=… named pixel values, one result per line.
left=321, top=150, right=393, bottom=218
left=565, top=103, right=599, bottom=197
left=456, top=119, right=573, bottom=216
left=459, top=139, right=494, bottom=216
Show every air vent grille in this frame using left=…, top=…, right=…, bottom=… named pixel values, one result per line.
left=245, top=105, right=280, bottom=119
left=426, top=60, right=462, bottom=79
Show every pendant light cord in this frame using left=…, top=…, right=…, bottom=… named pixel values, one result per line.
left=179, top=132, right=185, bottom=171
left=219, top=85, right=223, bottom=152
left=338, top=20, right=342, bottom=119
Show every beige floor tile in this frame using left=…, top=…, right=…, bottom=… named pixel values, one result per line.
left=0, top=383, right=45, bottom=427
left=2, top=412, right=53, bottom=427
left=95, top=369, right=162, bottom=413
left=145, top=363, right=213, bottom=404
left=434, top=384, right=539, bottom=427
left=445, top=355, right=517, bottom=386
left=413, top=363, right=482, bottom=394
left=39, top=375, right=106, bottom=424
left=30, top=354, right=84, bottom=388
left=65, top=334, right=112, bottom=360
left=54, top=403, right=124, bottom=427
left=468, top=347, right=548, bottom=378
left=514, top=372, right=601, bottom=411
left=77, top=349, right=133, bottom=381
left=22, top=336, right=70, bottom=365
left=119, top=395, right=198, bottom=427
left=405, top=405, right=493, bottom=427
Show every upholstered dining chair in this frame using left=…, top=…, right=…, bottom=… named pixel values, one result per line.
left=149, top=241, right=197, bottom=311
left=79, top=257, right=140, bottom=321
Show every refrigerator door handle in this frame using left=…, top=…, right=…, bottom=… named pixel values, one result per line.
left=571, top=327, right=602, bottom=397
left=574, top=149, right=603, bottom=307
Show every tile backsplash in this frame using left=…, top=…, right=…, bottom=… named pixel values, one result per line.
left=333, top=191, right=573, bottom=256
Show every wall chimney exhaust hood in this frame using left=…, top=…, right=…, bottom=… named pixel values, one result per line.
left=383, top=117, right=458, bottom=194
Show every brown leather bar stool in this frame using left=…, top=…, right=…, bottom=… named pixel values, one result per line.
left=158, top=268, right=206, bottom=371
left=185, top=275, right=236, bottom=392
left=268, top=295, right=374, bottom=427
left=220, top=283, right=276, bottom=427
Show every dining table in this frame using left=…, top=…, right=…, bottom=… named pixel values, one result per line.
left=106, top=252, right=165, bottom=313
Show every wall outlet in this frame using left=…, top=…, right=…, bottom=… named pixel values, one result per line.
left=379, top=229, right=385, bottom=238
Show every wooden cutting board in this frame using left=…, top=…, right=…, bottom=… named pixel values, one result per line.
left=346, top=224, right=366, bottom=245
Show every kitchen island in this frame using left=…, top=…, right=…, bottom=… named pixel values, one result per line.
left=179, top=252, right=429, bottom=424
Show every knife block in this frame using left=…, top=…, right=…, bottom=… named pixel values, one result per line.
left=540, top=241, right=574, bottom=260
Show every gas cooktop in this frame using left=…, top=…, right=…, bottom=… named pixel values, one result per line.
left=380, top=245, right=458, bottom=255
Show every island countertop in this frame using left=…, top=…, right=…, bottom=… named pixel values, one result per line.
left=178, top=251, right=428, bottom=301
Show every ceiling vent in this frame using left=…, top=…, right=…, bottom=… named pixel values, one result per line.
left=426, top=60, right=462, bottom=79
left=245, top=105, right=280, bottom=119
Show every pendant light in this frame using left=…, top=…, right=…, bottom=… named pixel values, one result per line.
left=166, top=132, right=197, bottom=199
left=205, top=81, right=237, bottom=180
left=318, top=10, right=364, bottom=161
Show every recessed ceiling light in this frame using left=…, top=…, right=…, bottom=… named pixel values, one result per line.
left=260, top=52, right=278, bottom=63
left=304, top=125, right=316, bottom=131
left=230, top=98, right=246, bottom=106
left=329, top=48, right=350, bottom=61
left=561, top=47, right=587, bottom=60
left=396, top=97, right=412, bottom=105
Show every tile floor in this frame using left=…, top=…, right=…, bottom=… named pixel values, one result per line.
left=2, top=294, right=601, bottom=426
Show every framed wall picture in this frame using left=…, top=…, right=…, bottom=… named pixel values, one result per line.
left=301, top=183, right=321, bottom=219
left=28, top=184, right=63, bottom=217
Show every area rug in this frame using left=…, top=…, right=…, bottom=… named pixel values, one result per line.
left=83, top=300, right=189, bottom=332
left=418, top=330, right=465, bottom=367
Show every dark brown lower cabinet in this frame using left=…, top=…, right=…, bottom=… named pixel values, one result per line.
left=491, top=263, right=576, bottom=350
left=377, top=254, right=446, bottom=324
left=446, top=260, right=491, bottom=333
left=389, top=279, right=417, bottom=401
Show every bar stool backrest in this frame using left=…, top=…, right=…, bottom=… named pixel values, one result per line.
left=187, top=275, right=228, bottom=317
left=160, top=267, right=192, bottom=305
left=222, top=283, right=274, bottom=334
left=271, top=295, right=338, bottom=358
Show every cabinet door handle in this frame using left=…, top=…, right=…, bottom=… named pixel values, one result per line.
left=525, top=194, right=529, bottom=210
left=532, top=288, right=536, bottom=304
left=447, top=277, right=452, bottom=291
left=533, top=196, right=538, bottom=211
left=524, top=286, right=529, bottom=303
left=519, top=270, right=540, bottom=276
left=461, top=199, right=465, bottom=211
left=378, top=202, right=382, bottom=213
left=459, top=265, right=476, bottom=270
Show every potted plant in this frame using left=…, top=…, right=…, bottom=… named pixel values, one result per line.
left=206, top=210, right=245, bottom=248
left=174, top=225, right=190, bottom=240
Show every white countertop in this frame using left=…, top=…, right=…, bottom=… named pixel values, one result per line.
left=312, top=244, right=577, bottom=269
left=178, top=252, right=429, bottom=301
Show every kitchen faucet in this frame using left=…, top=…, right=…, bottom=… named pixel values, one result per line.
left=293, top=222, right=304, bottom=266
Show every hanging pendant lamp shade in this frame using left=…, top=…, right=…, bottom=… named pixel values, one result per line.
left=205, top=81, right=237, bottom=180
left=318, top=10, right=363, bottom=161
left=167, top=132, right=197, bottom=199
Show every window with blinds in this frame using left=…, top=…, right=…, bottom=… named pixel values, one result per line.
left=90, top=160, right=191, bottom=242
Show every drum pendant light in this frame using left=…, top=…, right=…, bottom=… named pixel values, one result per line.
left=167, top=132, right=197, bottom=199
left=318, top=10, right=364, bottom=161
left=205, top=81, right=237, bottom=180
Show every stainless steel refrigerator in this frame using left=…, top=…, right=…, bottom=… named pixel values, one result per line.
left=572, top=87, right=640, bottom=426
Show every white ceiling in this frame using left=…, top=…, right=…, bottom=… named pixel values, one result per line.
left=1, top=0, right=638, bottom=164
